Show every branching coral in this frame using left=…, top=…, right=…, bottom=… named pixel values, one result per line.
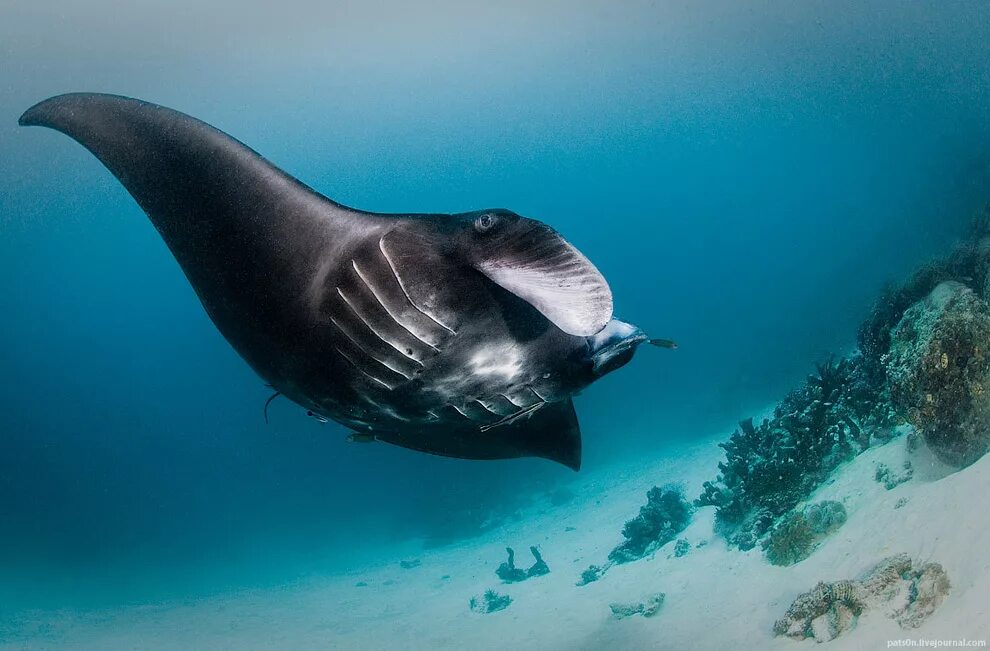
left=697, top=356, right=886, bottom=548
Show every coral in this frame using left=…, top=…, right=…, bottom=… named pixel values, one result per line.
left=858, top=205, right=990, bottom=368
left=874, top=461, right=914, bottom=490
left=609, top=593, right=666, bottom=619
left=773, top=580, right=865, bottom=642
left=469, top=589, right=513, bottom=614
left=895, top=562, right=951, bottom=629
left=526, top=546, right=550, bottom=578
left=762, top=501, right=847, bottom=566
left=496, top=546, right=550, bottom=583
left=608, top=485, right=693, bottom=564
left=697, top=355, right=887, bottom=547
left=774, top=554, right=950, bottom=642
left=495, top=547, right=527, bottom=583
left=576, top=563, right=612, bottom=586
left=399, top=559, right=421, bottom=570
left=885, top=281, right=990, bottom=467
left=672, top=539, right=691, bottom=558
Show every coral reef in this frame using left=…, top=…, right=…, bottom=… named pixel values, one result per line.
left=496, top=546, right=550, bottom=583
left=469, top=589, right=513, bottom=614
left=875, top=461, right=914, bottom=490
left=762, top=501, right=847, bottom=566
left=859, top=205, right=990, bottom=370
left=885, top=281, right=990, bottom=467
left=700, top=210, right=990, bottom=546
left=609, top=593, right=666, bottom=619
left=697, top=355, right=888, bottom=548
left=774, top=554, right=950, bottom=642
left=608, top=485, right=693, bottom=564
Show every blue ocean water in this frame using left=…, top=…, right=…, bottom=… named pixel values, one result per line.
left=1, top=0, right=989, bottom=626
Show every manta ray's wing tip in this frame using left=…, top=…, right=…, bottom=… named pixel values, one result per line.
left=18, top=93, right=132, bottom=128
left=19, top=93, right=81, bottom=127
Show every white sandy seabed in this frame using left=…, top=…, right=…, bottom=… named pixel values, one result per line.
left=4, top=429, right=990, bottom=651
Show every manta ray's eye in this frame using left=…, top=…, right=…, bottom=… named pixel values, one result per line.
left=474, top=213, right=497, bottom=233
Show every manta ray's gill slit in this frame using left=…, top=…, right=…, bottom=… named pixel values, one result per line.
left=457, top=401, right=500, bottom=423
left=450, top=404, right=472, bottom=419
left=377, top=237, right=457, bottom=335
left=477, top=395, right=517, bottom=416
left=475, top=400, right=501, bottom=416
left=500, top=393, right=525, bottom=408
left=332, top=346, right=396, bottom=391
left=332, top=286, right=423, bottom=373
left=350, top=259, right=441, bottom=354
left=528, top=386, right=549, bottom=402
left=328, top=311, right=414, bottom=380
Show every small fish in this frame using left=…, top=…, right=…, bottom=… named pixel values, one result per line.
left=346, top=433, right=378, bottom=443
left=649, top=338, right=678, bottom=350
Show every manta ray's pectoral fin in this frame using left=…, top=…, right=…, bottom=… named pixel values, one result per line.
left=372, top=399, right=582, bottom=471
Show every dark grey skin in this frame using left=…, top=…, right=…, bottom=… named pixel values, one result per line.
left=20, top=93, right=667, bottom=470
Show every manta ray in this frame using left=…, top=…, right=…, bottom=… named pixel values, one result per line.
left=20, top=93, right=673, bottom=470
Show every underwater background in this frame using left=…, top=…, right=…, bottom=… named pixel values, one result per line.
left=2, top=0, right=990, bottom=633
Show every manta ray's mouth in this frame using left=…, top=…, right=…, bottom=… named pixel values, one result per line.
left=588, top=319, right=649, bottom=376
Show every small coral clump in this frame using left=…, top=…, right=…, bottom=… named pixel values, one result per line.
left=496, top=546, right=550, bottom=583
left=762, top=501, right=847, bottom=566
left=608, top=485, right=693, bottom=564
left=495, top=547, right=527, bottom=583
left=874, top=461, right=914, bottom=490
left=525, top=546, right=550, bottom=578
left=885, top=281, right=990, bottom=468
left=609, top=593, right=666, bottom=619
left=576, top=563, right=611, bottom=586
left=469, top=589, right=513, bottom=614
left=672, top=539, right=691, bottom=558
left=774, top=553, right=951, bottom=642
